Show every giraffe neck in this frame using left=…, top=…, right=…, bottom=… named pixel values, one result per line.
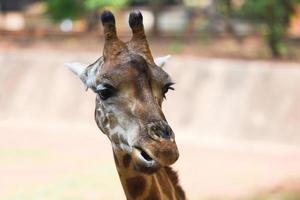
left=112, top=148, right=185, bottom=200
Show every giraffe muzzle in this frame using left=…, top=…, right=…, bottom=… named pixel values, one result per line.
left=132, top=147, right=160, bottom=174
left=131, top=121, right=179, bottom=173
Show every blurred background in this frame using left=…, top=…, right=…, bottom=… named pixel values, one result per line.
left=1, top=0, right=300, bottom=199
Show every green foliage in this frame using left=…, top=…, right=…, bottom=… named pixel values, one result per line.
left=46, top=0, right=84, bottom=22
left=84, top=0, right=130, bottom=10
left=217, top=0, right=234, bottom=17
left=238, top=0, right=300, bottom=57
left=239, top=0, right=299, bottom=25
left=46, top=0, right=130, bottom=22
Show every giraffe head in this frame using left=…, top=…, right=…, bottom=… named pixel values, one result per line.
left=66, top=11, right=177, bottom=174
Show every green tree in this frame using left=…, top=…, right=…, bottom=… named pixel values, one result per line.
left=239, top=0, right=300, bottom=58
left=84, top=0, right=130, bottom=31
left=46, top=0, right=84, bottom=22
left=46, top=0, right=129, bottom=21
left=46, top=0, right=130, bottom=31
left=84, top=0, right=130, bottom=11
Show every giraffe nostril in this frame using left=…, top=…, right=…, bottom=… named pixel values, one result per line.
left=148, top=122, right=174, bottom=141
left=161, top=129, right=171, bottom=139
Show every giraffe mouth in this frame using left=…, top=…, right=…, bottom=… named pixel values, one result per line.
left=132, top=147, right=160, bottom=174
left=135, top=147, right=153, bottom=162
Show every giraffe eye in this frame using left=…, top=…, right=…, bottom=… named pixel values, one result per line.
left=96, top=83, right=116, bottom=100
left=97, top=88, right=114, bottom=100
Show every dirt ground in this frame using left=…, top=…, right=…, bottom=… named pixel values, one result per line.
left=1, top=38, right=300, bottom=200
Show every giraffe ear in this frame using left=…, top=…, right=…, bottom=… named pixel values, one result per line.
left=65, top=62, right=88, bottom=85
left=65, top=61, right=100, bottom=90
left=154, top=55, right=171, bottom=67
left=65, top=62, right=86, bottom=78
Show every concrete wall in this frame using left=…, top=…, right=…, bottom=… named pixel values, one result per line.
left=1, top=49, right=300, bottom=144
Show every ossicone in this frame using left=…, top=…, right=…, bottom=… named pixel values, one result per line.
left=128, top=10, right=154, bottom=64
left=101, top=10, right=115, bottom=25
left=129, top=11, right=143, bottom=29
left=101, top=10, right=118, bottom=41
left=100, top=10, right=128, bottom=60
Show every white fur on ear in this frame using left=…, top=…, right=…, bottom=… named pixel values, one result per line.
left=65, top=62, right=86, bottom=78
left=65, top=62, right=88, bottom=90
left=154, top=55, right=171, bottom=67
left=65, top=59, right=101, bottom=91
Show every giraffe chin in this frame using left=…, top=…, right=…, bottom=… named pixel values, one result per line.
left=132, top=147, right=160, bottom=174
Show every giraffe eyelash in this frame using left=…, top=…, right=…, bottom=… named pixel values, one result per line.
left=162, top=83, right=175, bottom=99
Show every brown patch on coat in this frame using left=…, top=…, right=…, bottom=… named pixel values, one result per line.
left=126, top=176, right=146, bottom=198
left=122, top=154, right=131, bottom=168
left=111, top=134, right=120, bottom=145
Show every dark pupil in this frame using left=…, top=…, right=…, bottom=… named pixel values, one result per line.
left=99, top=89, right=113, bottom=100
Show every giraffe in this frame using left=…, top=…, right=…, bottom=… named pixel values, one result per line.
left=66, top=10, right=185, bottom=200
